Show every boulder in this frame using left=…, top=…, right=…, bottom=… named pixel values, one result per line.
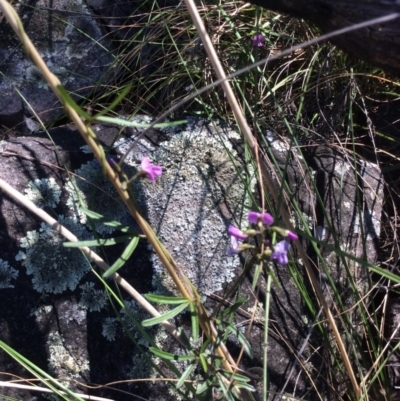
left=0, top=0, right=114, bottom=133
left=0, top=118, right=386, bottom=399
left=248, top=0, right=400, bottom=76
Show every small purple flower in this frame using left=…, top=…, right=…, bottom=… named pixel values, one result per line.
left=285, top=230, right=299, bottom=241
left=271, top=240, right=291, bottom=265
left=227, top=236, right=240, bottom=256
left=141, top=157, right=162, bottom=184
left=228, top=225, right=248, bottom=240
left=251, top=33, right=265, bottom=48
left=248, top=211, right=274, bottom=226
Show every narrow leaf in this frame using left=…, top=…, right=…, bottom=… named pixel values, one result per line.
left=149, top=347, right=194, bottom=361
left=92, top=83, right=132, bottom=119
left=94, top=115, right=186, bottom=129
left=57, top=85, right=91, bottom=120
left=80, top=207, right=138, bottom=233
left=176, top=363, right=195, bottom=389
left=196, top=377, right=214, bottom=395
left=103, top=236, right=139, bottom=278
left=221, top=296, right=248, bottom=318
left=252, top=263, right=262, bottom=289
left=142, top=302, right=189, bottom=327
left=189, top=301, right=199, bottom=341
left=63, top=235, right=135, bottom=248
left=226, top=324, right=253, bottom=359
left=199, top=353, right=208, bottom=373
left=145, top=294, right=190, bottom=304
left=368, top=264, right=400, bottom=284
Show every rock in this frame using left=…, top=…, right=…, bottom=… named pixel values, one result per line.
left=247, top=0, right=400, bottom=76
left=0, top=0, right=114, bottom=133
left=262, top=132, right=384, bottom=397
left=0, top=120, right=386, bottom=400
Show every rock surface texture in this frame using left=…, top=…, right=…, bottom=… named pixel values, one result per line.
left=0, top=119, right=386, bottom=400
left=0, top=0, right=115, bottom=132
left=247, top=0, right=400, bottom=76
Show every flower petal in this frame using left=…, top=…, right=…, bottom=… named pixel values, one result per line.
left=141, top=157, right=162, bottom=184
left=248, top=211, right=260, bottom=224
left=228, top=225, right=248, bottom=240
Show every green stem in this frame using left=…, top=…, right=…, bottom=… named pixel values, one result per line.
left=263, top=268, right=272, bottom=401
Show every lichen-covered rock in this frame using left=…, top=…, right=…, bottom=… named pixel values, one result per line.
left=0, top=0, right=114, bottom=132
left=0, top=259, right=18, bottom=289
left=261, top=132, right=384, bottom=397
left=114, top=118, right=255, bottom=297
left=15, top=216, right=92, bottom=294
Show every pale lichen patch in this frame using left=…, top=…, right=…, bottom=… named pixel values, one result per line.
left=24, top=177, right=61, bottom=209
left=47, top=330, right=89, bottom=384
left=15, top=216, right=91, bottom=294
left=139, top=122, right=254, bottom=296
left=0, top=259, right=18, bottom=289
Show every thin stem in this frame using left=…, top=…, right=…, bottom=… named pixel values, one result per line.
left=263, top=270, right=272, bottom=401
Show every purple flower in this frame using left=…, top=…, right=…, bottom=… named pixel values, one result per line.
left=141, top=157, right=162, bottom=184
left=228, top=225, right=248, bottom=240
left=285, top=230, right=298, bottom=241
left=248, top=211, right=274, bottom=226
left=271, top=240, right=291, bottom=265
left=251, top=33, right=265, bottom=48
left=227, top=236, right=240, bottom=256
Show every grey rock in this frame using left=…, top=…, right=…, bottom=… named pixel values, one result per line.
left=0, top=0, right=114, bottom=132
left=0, top=121, right=386, bottom=400
left=262, top=132, right=384, bottom=397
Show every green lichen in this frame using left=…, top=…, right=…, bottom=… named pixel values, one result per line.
left=47, top=330, right=89, bottom=383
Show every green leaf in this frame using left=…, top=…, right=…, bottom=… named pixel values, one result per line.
left=189, top=301, right=199, bottom=341
left=92, top=83, right=132, bottom=120
left=252, top=263, right=262, bottom=289
left=149, top=347, right=194, bottom=362
left=142, top=302, right=190, bottom=327
left=80, top=207, right=138, bottom=235
left=225, top=324, right=253, bottom=359
left=219, top=369, right=251, bottom=383
left=0, top=341, right=86, bottom=401
left=216, top=375, right=235, bottom=401
left=102, top=236, right=139, bottom=278
left=56, top=85, right=91, bottom=120
left=176, top=362, right=196, bottom=389
left=144, top=294, right=190, bottom=304
left=196, top=377, right=215, bottom=395
left=220, top=296, right=248, bottom=318
left=94, top=115, right=186, bottom=129
left=230, top=381, right=255, bottom=399
left=80, top=207, right=138, bottom=233
left=368, top=264, right=400, bottom=283
left=63, top=235, right=136, bottom=248
left=199, top=353, right=208, bottom=373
